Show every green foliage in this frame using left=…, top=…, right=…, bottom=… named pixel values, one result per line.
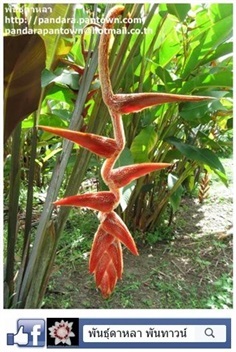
left=146, top=227, right=174, bottom=245
left=4, top=3, right=232, bottom=307
left=166, top=137, right=227, bottom=184
left=167, top=4, right=191, bottom=22
left=33, top=4, right=74, bottom=69
left=205, top=274, right=233, bottom=309
left=121, top=3, right=232, bottom=232
left=168, top=174, right=184, bottom=213
left=131, top=126, right=157, bottom=162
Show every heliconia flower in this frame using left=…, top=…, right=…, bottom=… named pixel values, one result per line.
left=54, top=191, right=118, bottom=213
left=38, top=125, right=118, bottom=158
left=110, top=93, right=213, bottom=114
left=110, top=162, right=171, bottom=188
left=102, top=211, right=138, bottom=255
left=89, top=228, right=115, bottom=273
left=95, top=247, right=121, bottom=298
left=43, top=5, right=214, bottom=299
left=89, top=227, right=123, bottom=298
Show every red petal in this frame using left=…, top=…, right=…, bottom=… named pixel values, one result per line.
left=111, top=163, right=171, bottom=188
left=102, top=211, right=138, bottom=255
left=97, top=272, right=110, bottom=298
left=108, top=241, right=123, bottom=279
left=95, top=252, right=111, bottom=286
left=89, top=225, right=123, bottom=297
left=89, top=227, right=123, bottom=278
left=104, top=261, right=117, bottom=293
left=98, top=266, right=116, bottom=299
left=54, top=191, right=117, bottom=212
left=95, top=250, right=121, bottom=298
left=89, top=227, right=114, bottom=273
left=111, top=93, right=213, bottom=114
left=38, top=125, right=117, bottom=158
left=94, top=248, right=120, bottom=298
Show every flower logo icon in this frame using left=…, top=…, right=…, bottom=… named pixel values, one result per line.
left=48, top=320, right=75, bottom=345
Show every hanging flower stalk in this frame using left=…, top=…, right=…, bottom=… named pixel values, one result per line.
left=39, top=5, right=212, bottom=298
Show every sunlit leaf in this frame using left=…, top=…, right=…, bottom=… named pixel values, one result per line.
left=131, top=126, right=158, bottom=162
left=168, top=174, right=184, bottom=213
left=34, top=4, right=75, bottom=69
left=167, top=4, right=191, bottom=22
left=183, top=4, right=233, bottom=78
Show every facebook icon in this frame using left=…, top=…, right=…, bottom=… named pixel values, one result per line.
left=7, top=319, right=45, bottom=347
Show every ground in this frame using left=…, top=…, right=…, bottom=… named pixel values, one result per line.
left=43, top=159, right=233, bottom=309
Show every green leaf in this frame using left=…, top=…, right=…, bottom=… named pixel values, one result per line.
left=44, top=85, right=75, bottom=105
left=158, top=3, right=168, bottom=18
left=22, top=112, right=68, bottom=130
left=155, top=65, right=173, bottom=88
left=4, top=34, right=46, bottom=142
left=167, top=4, right=191, bottom=22
left=166, top=137, right=225, bottom=174
left=41, top=68, right=80, bottom=90
left=200, top=42, right=233, bottom=67
left=41, top=68, right=57, bottom=87
left=196, top=131, right=226, bottom=152
left=184, top=173, right=195, bottom=193
left=168, top=173, right=184, bottom=213
left=131, top=126, right=158, bottom=163
left=34, top=4, right=74, bottom=69
left=180, top=101, right=211, bottom=122
left=182, top=4, right=233, bottom=78
left=209, top=3, right=233, bottom=22
left=180, top=92, right=228, bottom=124
left=140, top=12, right=162, bottom=53
left=50, top=109, right=72, bottom=121
left=227, top=118, right=233, bottom=130
left=141, top=106, right=163, bottom=126
left=115, top=147, right=134, bottom=168
left=165, top=149, right=182, bottom=162
left=120, top=182, right=136, bottom=212
left=156, top=17, right=181, bottom=67
left=180, top=70, right=232, bottom=94
left=74, top=6, right=90, bottom=30
left=205, top=165, right=228, bottom=186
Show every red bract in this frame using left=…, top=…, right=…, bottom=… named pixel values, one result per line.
left=89, top=227, right=123, bottom=298
left=44, top=5, right=213, bottom=298
left=111, top=93, right=213, bottom=114
left=53, top=192, right=118, bottom=213
left=102, top=211, right=138, bottom=256
left=110, top=163, right=171, bottom=188
left=38, top=125, right=117, bottom=158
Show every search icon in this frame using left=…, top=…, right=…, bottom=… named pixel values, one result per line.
left=204, top=327, right=215, bottom=338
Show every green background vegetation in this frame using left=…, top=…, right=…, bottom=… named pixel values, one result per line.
left=4, top=3, right=232, bottom=308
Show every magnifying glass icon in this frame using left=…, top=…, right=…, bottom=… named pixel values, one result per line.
left=205, top=327, right=215, bottom=338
